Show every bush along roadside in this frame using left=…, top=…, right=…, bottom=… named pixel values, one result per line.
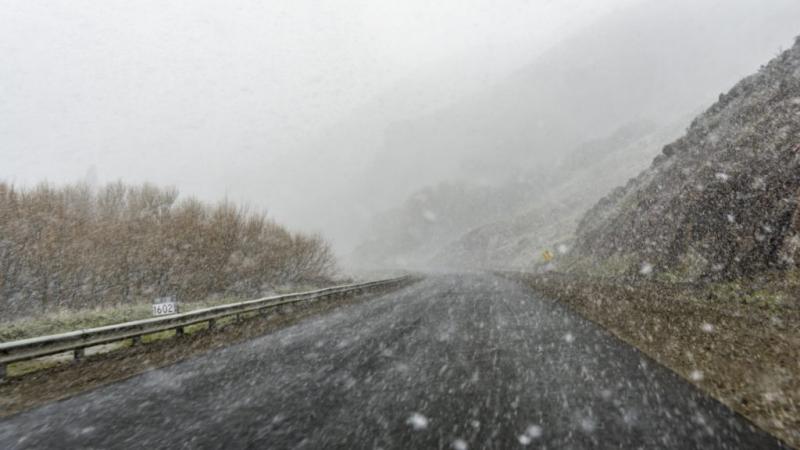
left=0, top=181, right=337, bottom=321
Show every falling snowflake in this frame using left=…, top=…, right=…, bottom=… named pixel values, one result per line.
left=639, top=263, right=653, bottom=275
left=564, top=332, right=575, bottom=343
left=452, top=438, right=468, bottom=450
left=422, top=210, right=438, bottom=222
left=406, top=413, right=429, bottom=430
left=726, top=214, right=735, bottom=223
left=700, top=322, right=714, bottom=333
left=516, top=423, right=544, bottom=446
left=526, top=425, right=543, bottom=438
left=690, top=370, right=704, bottom=381
left=715, top=172, right=730, bottom=181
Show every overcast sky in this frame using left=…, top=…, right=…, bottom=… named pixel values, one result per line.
left=4, top=0, right=798, bottom=259
left=1, top=0, right=636, bottom=207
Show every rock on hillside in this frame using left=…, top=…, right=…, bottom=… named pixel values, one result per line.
left=572, top=37, right=800, bottom=280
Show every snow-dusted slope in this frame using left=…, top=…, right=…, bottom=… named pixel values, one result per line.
left=350, top=0, right=800, bottom=270
left=572, top=37, right=800, bottom=280
left=431, top=121, right=687, bottom=269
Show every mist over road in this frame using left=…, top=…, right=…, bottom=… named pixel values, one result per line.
left=0, top=274, right=783, bottom=449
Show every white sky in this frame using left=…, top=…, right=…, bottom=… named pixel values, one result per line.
left=1, top=0, right=638, bottom=198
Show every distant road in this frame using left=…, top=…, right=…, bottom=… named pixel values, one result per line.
left=0, top=274, right=785, bottom=449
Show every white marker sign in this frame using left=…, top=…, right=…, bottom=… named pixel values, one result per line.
left=152, top=296, right=178, bottom=316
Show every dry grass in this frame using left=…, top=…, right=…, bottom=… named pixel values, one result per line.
left=0, top=282, right=330, bottom=344
left=519, top=272, right=800, bottom=448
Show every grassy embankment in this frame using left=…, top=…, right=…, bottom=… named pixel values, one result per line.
left=0, top=283, right=327, bottom=377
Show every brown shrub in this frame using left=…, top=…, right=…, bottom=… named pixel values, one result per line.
left=0, top=181, right=336, bottom=319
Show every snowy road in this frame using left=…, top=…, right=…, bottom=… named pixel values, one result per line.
left=0, top=274, right=785, bottom=449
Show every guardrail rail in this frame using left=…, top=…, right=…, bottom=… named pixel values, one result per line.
left=0, top=275, right=410, bottom=380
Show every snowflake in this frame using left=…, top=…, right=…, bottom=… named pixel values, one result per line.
left=526, top=425, right=542, bottom=438
left=452, top=439, right=468, bottom=450
left=406, top=413, right=429, bottom=430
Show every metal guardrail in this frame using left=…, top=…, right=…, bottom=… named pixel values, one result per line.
left=0, top=276, right=409, bottom=380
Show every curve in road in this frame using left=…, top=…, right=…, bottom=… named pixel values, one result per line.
left=0, top=273, right=785, bottom=449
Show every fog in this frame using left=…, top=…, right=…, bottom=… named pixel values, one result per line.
left=2, top=0, right=800, bottom=270
left=3, top=3, right=800, bottom=445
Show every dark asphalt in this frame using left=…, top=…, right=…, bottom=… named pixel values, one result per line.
left=0, top=274, right=785, bottom=449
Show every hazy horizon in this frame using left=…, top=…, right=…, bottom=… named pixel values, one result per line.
left=3, top=0, right=800, bottom=260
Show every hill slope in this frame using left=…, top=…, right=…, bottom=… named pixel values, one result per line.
left=349, top=0, right=800, bottom=269
left=431, top=120, right=687, bottom=269
left=571, top=37, right=800, bottom=280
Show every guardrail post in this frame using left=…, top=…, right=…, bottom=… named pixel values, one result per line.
left=131, top=336, right=142, bottom=346
left=0, top=362, right=6, bottom=381
left=208, top=319, right=216, bottom=330
left=74, top=347, right=85, bottom=362
left=175, top=326, right=184, bottom=338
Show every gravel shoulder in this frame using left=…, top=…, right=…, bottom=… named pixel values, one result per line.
left=515, top=271, right=800, bottom=448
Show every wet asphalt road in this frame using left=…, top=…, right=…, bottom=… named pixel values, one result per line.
left=0, top=273, right=785, bottom=449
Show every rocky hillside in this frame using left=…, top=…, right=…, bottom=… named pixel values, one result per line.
left=571, top=37, right=800, bottom=280
left=350, top=120, right=687, bottom=269
left=330, top=0, right=800, bottom=257
left=431, top=120, right=686, bottom=269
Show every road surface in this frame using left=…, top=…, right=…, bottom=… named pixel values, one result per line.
left=0, top=274, right=785, bottom=449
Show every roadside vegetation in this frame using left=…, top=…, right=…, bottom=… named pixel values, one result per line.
left=0, top=181, right=336, bottom=323
left=0, top=281, right=333, bottom=343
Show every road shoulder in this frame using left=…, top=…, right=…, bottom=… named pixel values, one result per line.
left=0, top=282, right=414, bottom=418
left=513, top=272, right=800, bottom=448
